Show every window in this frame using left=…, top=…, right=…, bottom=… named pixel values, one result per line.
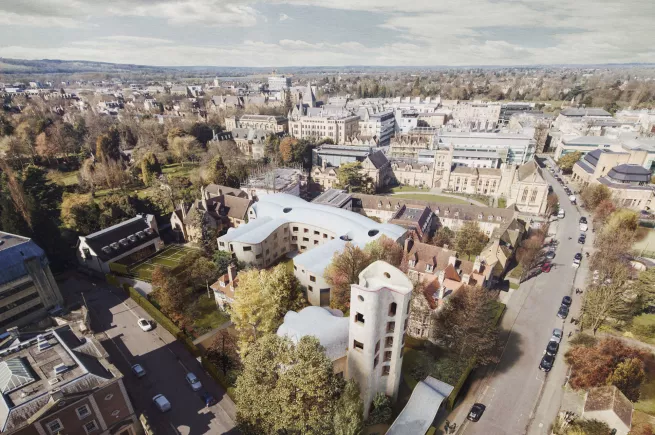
left=374, top=355, right=379, bottom=368
left=310, top=275, right=316, bottom=282
left=292, top=236, right=298, bottom=241
left=76, top=404, right=91, bottom=419
left=314, top=230, right=320, bottom=235
left=530, top=188, right=538, bottom=203
left=355, top=312, right=365, bottom=324
left=83, top=420, right=99, bottom=434
left=521, top=188, right=529, bottom=202
left=303, top=237, right=309, bottom=242
left=386, top=322, right=395, bottom=333
left=404, top=318, right=409, bottom=331
left=384, top=351, right=392, bottom=362
left=293, top=226, right=299, bottom=232
left=353, top=340, right=364, bottom=351
left=243, top=246, right=251, bottom=252
left=304, top=228, right=309, bottom=233
left=314, top=240, right=319, bottom=245
left=388, top=303, right=397, bottom=317
left=323, top=233, right=328, bottom=239
left=284, top=227, right=288, bottom=233
left=375, top=340, right=380, bottom=353
left=256, top=254, right=262, bottom=259
left=308, top=285, right=313, bottom=292
left=46, top=420, right=63, bottom=435
left=382, top=366, right=390, bottom=376
left=385, top=336, right=394, bottom=348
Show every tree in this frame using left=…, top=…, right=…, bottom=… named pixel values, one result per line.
left=140, top=152, right=161, bottom=185
left=151, top=266, right=186, bottom=315
left=455, top=222, right=489, bottom=259
left=207, top=155, right=229, bottom=185
left=325, top=243, right=371, bottom=312
left=279, top=137, right=299, bottom=163
left=516, top=229, right=546, bottom=273
left=189, top=256, right=219, bottom=298
left=605, top=208, right=639, bottom=233
left=95, top=127, right=121, bottom=162
left=235, top=334, right=340, bottom=435
left=169, top=135, right=201, bottom=166
left=606, top=358, right=645, bottom=401
left=557, top=151, right=582, bottom=173
left=633, top=268, right=655, bottom=307
left=433, top=285, right=500, bottom=366
left=206, top=329, right=240, bottom=375
left=335, top=162, right=374, bottom=194
left=432, top=227, right=455, bottom=248
left=546, top=193, right=559, bottom=216
left=565, top=338, right=652, bottom=399
left=580, top=184, right=611, bottom=211
left=582, top=267, right=634, bottom=334
left=592, top=199, right=616, bottom=225
left=188, top=122, right=214, bottom=145
left=366, top=393, right=392, bottom=425
left=60, top=194, right=101, bottom=234
left=333, top=380, right=363, bottom=435
left=213, top=250, right=238, bottom=276
left=231, top=264, right=305, bottom=354
left=364, top=235, right=403, bottom=268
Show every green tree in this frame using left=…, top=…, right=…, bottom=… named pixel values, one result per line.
left=366, top=393, right=392, bottom=426
left=333, top=380, right=363, bottom=435
left=169, top=135, right=201, bottom=166
left=151, top=265, right=186, bottom=315
left=231, top=264, right=305, bottom=354
left=364, top=235, right=403, bottom=268
left=335, top=162, right=373, bottom=194
left=213, top=250, right=237, bottom=276
left=188, top=122, right=214, bottom=145
left=325, top=243, right=372, bottom=312
left=606, top=358, right=645, bottom=401
left=60, top=194, right=101, bottom=234
left=557, top=151, right=582, bottom=173
left=634, top=268, right=655, bottom=307
left=455, top=221, right=489, bottom=259
left=432, top=227, right=455, bottom=248
left=207, top=156, right=229, bottom=185
left=140, top=152, right=161, bottom=185
left=235, top=335, right=341, bottom=435
left=95, top=127, right=121, bottom=162
left=604, top=208, right=639, bottom=233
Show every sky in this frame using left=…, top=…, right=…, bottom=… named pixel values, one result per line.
left=0, top=0, right=654, bottom=67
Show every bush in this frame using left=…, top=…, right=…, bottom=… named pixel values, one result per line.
left=631, top=314, right=655, bottom=338
left=569, top=333, right=598, bottom=347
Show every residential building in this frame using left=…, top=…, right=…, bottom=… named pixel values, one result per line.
left=0, top=325, right=139, bottom=435
left=0, top=233, right=64, bottom=332
left=224, top=114, right=287, bottom=133
left=216, top=194, right=406, bottom=306
left=572, top=149, right=654, bottom=212
left=289, top=106, right=360, bottom=144
left=268, top=76, right=292, bottom=91
left=311, top=146, right=393, bottom=190
left=210, top=265, right=239, bottom=309
left=77, top=215, right=162, bottom=274
left=347, top=261, right=413, bottom=417
left=171, top=184, right=252, bottom=243
left=582, top=386, right=632, bottom=435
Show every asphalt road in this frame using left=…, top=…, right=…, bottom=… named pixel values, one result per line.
left=61, top=275, right=238, bottom=435
left=459, top=166, right=585, bottom=435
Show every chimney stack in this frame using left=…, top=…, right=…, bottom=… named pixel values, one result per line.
left=227, top=264, right=237, bottom=283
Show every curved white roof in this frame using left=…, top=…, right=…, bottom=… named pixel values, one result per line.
left=276, top=306, right=349, bottom=361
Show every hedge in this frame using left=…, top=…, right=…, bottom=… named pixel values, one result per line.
left=109, top=262, right=129, bottom=275
left=119, top=284, right=233, bottom=396
left=105, top=273, right=119, bottom=287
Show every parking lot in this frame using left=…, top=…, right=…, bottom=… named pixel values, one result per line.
left=59, top=275, right=237, bottom=435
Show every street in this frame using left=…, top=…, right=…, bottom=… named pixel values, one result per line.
left=60, top=275, right=238, bottom=435
left=455, top=164, right=588, bottom=435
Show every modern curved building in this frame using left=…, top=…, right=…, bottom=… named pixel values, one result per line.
left=217, top=194, right=407, bottom=306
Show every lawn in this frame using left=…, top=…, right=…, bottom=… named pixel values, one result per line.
left=161, top=163, right=199, bottom=179
left=390, top=185, right=425, bottom=193
left=188, top=296, right=230, bottom=335
left=48, top=170, right=80, bottom=186
left=636, top=374, right=655, bottom=416
left=392, top=193, right=470, bottom=204
left=634, top=228, right=655, bottom=258
left=127, top=245, right=197, bottom=281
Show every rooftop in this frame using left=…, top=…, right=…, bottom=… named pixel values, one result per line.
left=81, top=215, right=158, bottom=262
left=242, top=167, right=303, bottom=191
left=560, top=108, right=612, bottom=117
left=0, top=233, right=47, bottom=287
left=311, top=189, right=353, bottom=208
left=584, top=385, right=632, bottom=429
left=607, top=164, right=652, bottom=183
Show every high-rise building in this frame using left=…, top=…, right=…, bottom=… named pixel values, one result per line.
left=268, top=76, right=292, bottom=91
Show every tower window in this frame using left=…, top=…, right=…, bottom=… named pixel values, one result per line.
left=353, top=340, right=364, bottom=351
left=355, top=312, right=365, bottom=324
left=388, top=302, right=397, bottom=317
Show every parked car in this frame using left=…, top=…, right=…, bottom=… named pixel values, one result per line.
left=572, top=253, right=582, bottom=268
left=138, top=318, right=153, bottom=332
left=541, top=262, right=552, bottom=273
left=551, top=328, right=563, bottom=343
left=546, top=340, right=560, bottom=356
left=579, top=222, right=588, bottom=232
left=540, top=354, right=555, bottom=372
left=557, top=305, right=569, bottom=319
left=545, top=250, right=556, bottom=260
left=558, top=209, right=565, bottom=219
left=562, top=296, right=572, bottom=307
left=467, top=403, right=486, bottom=422
left=186, top=372, right=202, bottom=391
left=131, top=364, right=146, bottom=378
left=153, top=394, right=171, bottom=412
left=579, top=217, right=587, bottom=224
left=578, top=235, right=586, bottom=245
left=200, top=392, right=217, bottom=407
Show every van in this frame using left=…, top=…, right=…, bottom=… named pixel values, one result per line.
left=558, top=209, right=565, bottom=219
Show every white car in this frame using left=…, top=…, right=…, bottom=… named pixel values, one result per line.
left=137, top=318, right=153, bottom=332
left=186, top=372, right=202, bottom=391
left=551, top=328, right=563, bottom=344
left=153, top=394, right=171, bottom=412
left=132, top=364, right=146, bottom=378
left=580, top=223, right=588, bottom=232
left=572, top=258, right=581, bottom=269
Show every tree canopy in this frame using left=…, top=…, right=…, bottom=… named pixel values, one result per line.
left=557, top=151, right=582, bottom=173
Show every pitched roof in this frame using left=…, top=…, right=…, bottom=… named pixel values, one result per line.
left=366, top=150, right=389, bottom=169
left=517, top=160, right=545, bottom=182
left=223, top=195, right=252, bottom=220
left=81, top=215, right=158, bottom=262
left=560, top=108, right=612, bottom=117
left=607, top=164, right=651, bottom=183
left=584, top=386, right=633, bottom=429
left=406, top=241, right=457, bottom=275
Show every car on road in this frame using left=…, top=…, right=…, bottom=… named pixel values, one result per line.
left=153, top=394, right=171, bottom=412
left=467, top=403, right=486, bottom=422
left=561, top=296, right=572, bottom=307
left=540, top=354, right=555, bottom=372
left=131, top=363, right=146, bottom=378
left=545, top=340, right=559, bottom=356
left=200, top=392, right=217, bottom=407
left=137, top=318, right=153, bottom=332
left=580, top=222, right=588, bottom=232
left=558, top=209, right=565, bottom=219
left=545, top=250, right=556, bottom=260
left=578, top=235, right=586, bottom=244
left=551, top=328, right=563, bottom=343
left=186, top=372, right=202, bottom=391
left=541, top=262, right=552, bottom=273
left=579, top=217, right=587, bottom=224
left=572, top=253, right=582, bottom=268
left=557, top=305, right=569, bottom=319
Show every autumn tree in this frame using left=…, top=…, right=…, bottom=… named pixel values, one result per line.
left=592, top=199, right=616, bottom=225
left=169, top=135, right=202, bottom=166
left=634, top=268, right=655, bottom=308
left=235, top=335, right=341, bottom=435
left=516, top=229, right=547, bottom=273
left=580, top=184, right=611, bottom=211
left=151, top=266, right=186, bottom=315
left=364, top=235, right=403, bottom=268
left=606, top=358, right=645, bottom=401
left=605, top=208, right=639, bottom=233
left=325, top=243, right=372, bottom=312
left=557, top=151, right=582, bottom=173
left=582, top=266, right=635, bottom=334
left=279, top=137, right=299, bottom=163
left=433, top=285, right=500, bottom=366
left=206, top=329, right=240, bottom=375
left=546, top=193, right=559, bottom=215
left=333, top=379, right=364, bottom=435
left=455, top=221, right=489, bottom=259
left=432, top=227, right=455, bottom=248
left=60, top=194, right=101, bottom=234
left=231, top=264, right=305, bottom=354
left=140, top=152, right=161, bottom=185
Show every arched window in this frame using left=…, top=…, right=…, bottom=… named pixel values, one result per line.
left=521, top=188, right=529, bottom=202
left=389, top=302, right=397, bottom=317
left=530, top=188, right=538, bottom=203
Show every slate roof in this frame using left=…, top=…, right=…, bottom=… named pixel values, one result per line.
left=222, top=195, right=252, bottom=220
left=517, top=160, right=545, bottom=182
left=81, top=215, right=158, bottom=262
left=607, top=164, right=651, bottom=183
left=560, top=108, right=612, bottom=117
left=0, top=233, right=48, bottom=286
left=584, top=386, right=632, bottom=430
left=366, top=150, right=390, bottom=169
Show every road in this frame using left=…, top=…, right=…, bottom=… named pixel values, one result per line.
left=60, top=275, right=238, bottom=435
left=457, top=166, right=586, bottom=435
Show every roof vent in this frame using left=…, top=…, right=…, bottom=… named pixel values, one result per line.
left=110, top=242, right=120, bottom=250
left=53, top=364, right=69, bottom=375
left=283, top=207, right=292, bottom=213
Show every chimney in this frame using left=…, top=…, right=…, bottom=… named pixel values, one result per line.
left=180, top=201, right=187, bottom=220
left=404, top=237, right=414, bottom=253
left=438, top=284, right=446, bottom=300
left=227, top=264, right=237, bottom=283
left=448, top=255, right=457, bottom=267
left=438, top=270, right=446, bottom=286
left=473, top=256, right=482, bottom=273
left=462, top=273, right=470, bottom=284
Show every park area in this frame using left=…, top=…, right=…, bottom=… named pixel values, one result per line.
left=110, top=244, right=197, bottom=282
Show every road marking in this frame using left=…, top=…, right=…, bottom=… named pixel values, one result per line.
left=169, top=421, right=180, bottom=434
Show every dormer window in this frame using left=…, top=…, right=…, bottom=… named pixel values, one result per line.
left=488, top=215, right=493, bottom=221
left=478, top=214, right=483, bottom=219
left=426, top=264, right=433, bottom=272
left=378, top=202, right=382, bottom=208
left=408, top=260, right=416, bottom=268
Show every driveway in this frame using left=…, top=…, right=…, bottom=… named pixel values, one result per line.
left=452, top=165, right=586, bottom=435
left=59, top=275, right=238, bottom=435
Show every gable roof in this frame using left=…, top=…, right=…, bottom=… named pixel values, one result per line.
left=81, top=215, right=158, bottom=262
left=584, top=385, right=633, bottom=429
left=222, top=195, right=252, bottom=220
left=366, top=150, right=389, bottom=169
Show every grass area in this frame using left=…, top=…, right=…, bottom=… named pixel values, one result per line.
left=162, top=163, right=199, bottom=179
left=636, top=373, right=655, bottom=415
left=498, top=197, right=507, bottom=208
left=389, top=185, right=425, bottom=193
left=48, top=170, right=80, bottom=186
left=508, top=264, right=524, bottom=280
left=392, top=193, right=470, bottom=205
left=634, top=228, right=655, bottom=256
left=189, top=296, right=230, bottom=335
left=127, top=245, right=196, bottom=281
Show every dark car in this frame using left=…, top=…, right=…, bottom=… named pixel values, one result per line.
left=540, top=354, right=555, bottom=372
left=200, top=392, right=217, bottom=407
left=579, top=217, right=587, bottom=224
left=557, top=305, right=569, bottom=319
left=578, top=235, right=586, bottom=244
left=467, top=403, right=486, bottom=422
left=562, top=296, right=572, bottom=307
left=546, top=340, right=559, bottom=356
left=574, top=253, right=583, bottom=261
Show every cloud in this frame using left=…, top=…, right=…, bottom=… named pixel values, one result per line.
left=279, top=13, right=292, bottom=21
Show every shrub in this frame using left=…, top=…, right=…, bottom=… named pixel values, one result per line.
left=630, top=314, right=655, bottom=338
